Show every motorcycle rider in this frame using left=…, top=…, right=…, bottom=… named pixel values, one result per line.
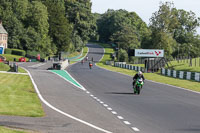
left=132, top=71, right=145, bottom=88
left=89, top=61, right=93, bottom=69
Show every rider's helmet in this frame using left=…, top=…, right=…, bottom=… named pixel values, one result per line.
left=138, top=71, right=143, bottom=76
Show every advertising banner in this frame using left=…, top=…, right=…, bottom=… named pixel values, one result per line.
left=0, top=46, right=4, bottom=54
left=135, top=49, right=164, bottom=57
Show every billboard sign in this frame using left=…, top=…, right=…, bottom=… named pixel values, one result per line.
left=135, top=49, right=164, bottom=57
left=0, top=46, right=4, bottom=54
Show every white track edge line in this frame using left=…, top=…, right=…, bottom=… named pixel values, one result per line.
left=22, top=67, right=112, bottom=133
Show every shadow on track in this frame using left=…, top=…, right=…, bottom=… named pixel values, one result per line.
left=105, top=92, right=135, bottom=95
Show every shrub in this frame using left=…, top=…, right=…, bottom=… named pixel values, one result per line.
left=11, top=49, right=26, bottom=56
left=118, top=49, right=128, bottom=62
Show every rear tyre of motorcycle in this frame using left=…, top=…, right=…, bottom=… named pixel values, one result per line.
left=137, top=86, right=141, bottom=95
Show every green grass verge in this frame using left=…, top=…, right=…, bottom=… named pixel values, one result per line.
left=0, top=62, right=27, bottom=73
left=0, top=126, right=30, bottom=133
left=167, top=58, right=200, bottom=72
left=0, top=73, right=44, bottom=117
left=96, top=42, right=200, bottom=92
left=0, top=62, right=10, bottom=71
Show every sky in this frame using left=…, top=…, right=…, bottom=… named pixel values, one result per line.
left=91, top=0, right=200, bottom=34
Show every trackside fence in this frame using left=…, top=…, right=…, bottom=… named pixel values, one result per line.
left=161, top=68, right=200, bottom=82
left=114, top=62, right=145, bottom=72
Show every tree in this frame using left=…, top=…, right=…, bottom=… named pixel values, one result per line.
left=44, top=0, right=72, bottom=53
left=65, top=0, right=97, bottom=49
left=0, top=0, right=25, bottom=49
left=25, top=1, right=51, bottom=54
left=149, top=2, right=200, bottom=58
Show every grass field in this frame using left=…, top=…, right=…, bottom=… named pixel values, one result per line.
left=0, top=126, right=30, bottom=133
left=0, top=62, right=27, bottom=73
left=167, top=58, right=200, bottom=72
left=96, top=43, right=200, bottom=92
left=0, top=73, right=44, bottom=117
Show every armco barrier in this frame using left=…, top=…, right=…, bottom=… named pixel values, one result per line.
left=114, top=62, right=145, bottom=72
left=161, top=68, right=200, bottom=82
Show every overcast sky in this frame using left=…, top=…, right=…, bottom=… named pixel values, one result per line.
left=91, top=0, right=200, bottom=33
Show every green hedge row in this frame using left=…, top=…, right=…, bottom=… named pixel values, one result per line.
left=5, top=48, right=26, bottom=56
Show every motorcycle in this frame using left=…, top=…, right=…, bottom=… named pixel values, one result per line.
left=133, top=78, right=144, bottom=95
left=89, top=62, right=93, bottom=69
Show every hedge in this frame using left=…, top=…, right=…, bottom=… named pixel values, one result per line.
left=11, top=49, right=26, bottom=56
left=4, top=48, right=12, bottom=54
left=5, top=48, right=26, bottom=56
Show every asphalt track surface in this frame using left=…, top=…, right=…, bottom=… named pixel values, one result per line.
left=0, top=43, right=199, bottom=133
left=67, top=43, right=200, bottom=133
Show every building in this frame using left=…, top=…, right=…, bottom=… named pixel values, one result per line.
left=0, top=21, right=8, bottom=49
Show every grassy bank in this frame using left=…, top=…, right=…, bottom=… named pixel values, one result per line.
left=0, top=73, right=44, bottom=117
left=0, top=126, right=30, bottom=133
left=167, top=58, right=200, bottom=72
left=96, top=43, right=200, bottom=92
left=0, top=62, right=27, bottom=73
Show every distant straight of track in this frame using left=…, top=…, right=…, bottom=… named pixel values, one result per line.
left=68, top=43, right=200, bottom=133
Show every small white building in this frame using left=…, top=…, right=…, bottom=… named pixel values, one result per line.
left=0, top=21, right=8, bottom=49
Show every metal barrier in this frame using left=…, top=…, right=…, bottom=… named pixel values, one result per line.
left=161, top=68, right=200, bottom=82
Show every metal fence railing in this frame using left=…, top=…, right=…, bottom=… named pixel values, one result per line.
left=114, top=62, right=145, bottom=72
left=161, top=68, right=200, bottom=82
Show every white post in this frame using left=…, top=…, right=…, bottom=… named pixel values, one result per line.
left=186, top=72, right=191, bottom=80
left=173, top=70, right=176, bottom=78
left=179, top=71, right=184, bottom=79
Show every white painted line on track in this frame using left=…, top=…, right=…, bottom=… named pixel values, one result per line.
left=97, top=99, right=100, bottom=101
left=103, top=104, right=108, bottom=107
left=132, top=127, right=140, bottom=132
left=0, top=71, right=28, bottom=75
left=49, top=70, right=87, bottom=91
left=22, top=67, right=112, bottom=133
left=64, top=70, right=87, bottom=91
left=117, top=116, right=124, bottom=120
left=111, top=111, right=117, bottom=115
left=107, top=108, right=112, bottom=111
left=124, top=121, right=131, bottom=125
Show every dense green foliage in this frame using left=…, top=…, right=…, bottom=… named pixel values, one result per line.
left=0, top=0, right=95, bottom=55
left=65, top=0, right=97, bottom=50
left=5, top=48, right=26, bottom=56
left=0, top=1, right=199, bottom=60
left=149, top=2, right=200, bottom=59
left=96, top=9, right=151, bottom=61
left=96, top=2, right=200, bottom=61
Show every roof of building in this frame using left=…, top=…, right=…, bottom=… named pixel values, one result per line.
left=0, top=24, right=8, bottom=34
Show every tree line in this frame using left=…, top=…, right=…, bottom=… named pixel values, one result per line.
left=0, top=0, right=96, bottom=56
left=0, top=1, right=199, bottom=60
left=94, top=2, right=200, bottom=61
